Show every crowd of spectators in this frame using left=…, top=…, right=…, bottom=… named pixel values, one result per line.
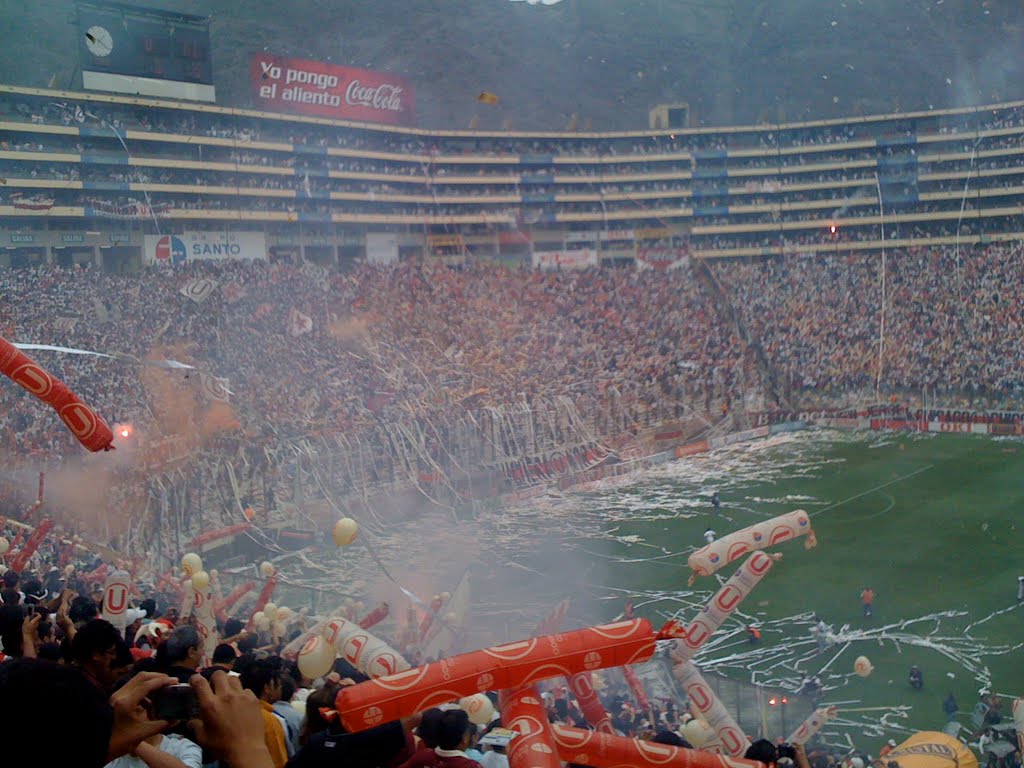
left=1, top=529, right=949, bottom=768
left=5, top=95, right=1024, bottom=241
left=1, top=530, right=1010, bottom=768
left=716, top=241, right=1024, bottom=397
left=0, top=259, right=747, bottom=470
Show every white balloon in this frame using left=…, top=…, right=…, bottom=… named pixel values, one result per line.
left=259, top=561, right=275, bottom=578
left=276, top=606, right=292, bottom=621
left=297, top=635, right=336, bottom=679
left=264, top=602, right=278, bottom=617
left=460, top=693, right=495, bottom=725
left=854, top=655, right=874, bottom=677
left=0, top=537, right=9, bottom=555
left=271, top=621, right=286, bottom=637
left=682, top=718, right=714, bottom=748
left=255, top=615, right=271, bottom=631
left=252, top=611, right=266, bottom=625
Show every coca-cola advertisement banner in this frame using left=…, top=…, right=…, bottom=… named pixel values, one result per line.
left=249, top=53, right=414, bottom=126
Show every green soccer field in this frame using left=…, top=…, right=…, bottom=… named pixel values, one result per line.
left=589, top=428, right=1024, bottom=744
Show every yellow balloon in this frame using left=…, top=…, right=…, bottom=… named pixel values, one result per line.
left=264, top=602, right=278, bottom=618
left=0, top=537, right=8, bottom=555
left=332, top=517, right=359, bottom=547
left=259, top=561, right=275, bottom=578
left=181, top=553, right=202, bottom=578
left=252, top=611, right=266, bottom=625
left=256, top=616, right=271, bottom=631
left=439, top=592, right=452, bottom=602
left=460, top=693, right=495, bottom=725
left=297, top=635, right=336, bottom=679
left=271, top=621, right=286, bottom=636
left=276, top=606, right=292, bottom=621
left=191, top=571, right=210, bottom=591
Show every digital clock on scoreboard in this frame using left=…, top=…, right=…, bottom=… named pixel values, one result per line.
left=78, top=1, right=214, bottom=100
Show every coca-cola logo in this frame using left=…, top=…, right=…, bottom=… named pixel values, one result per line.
left=345, top=80, right=404, bottom=111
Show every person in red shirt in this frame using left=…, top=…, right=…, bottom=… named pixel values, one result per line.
left=861, top=587, right=875, bottom=617
left=397, top=709, right=446, bottom=768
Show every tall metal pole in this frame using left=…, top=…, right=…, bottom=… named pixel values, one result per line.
left=875, top=174, right=886, bottom=400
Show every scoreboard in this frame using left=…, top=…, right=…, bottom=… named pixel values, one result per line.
left=77, top=1, right=215, bottom=102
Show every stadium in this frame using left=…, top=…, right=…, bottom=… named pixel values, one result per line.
left=1, top=2, right=1023, bottom=768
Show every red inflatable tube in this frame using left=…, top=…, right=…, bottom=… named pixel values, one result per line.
left=622, top=664, right=651, bottom=711
left=504, top=686, right=561, bottom=768
left=0, top=337, right=114, bottom=452
left=549, top=724, right=766, bottom=768
left=189, top=522, right=252, bottom=549
left=336, top=619, right=667, bottom=733
left=8, top=518, right=55, bottom=573
left=156, top=571, right=185, bottom=600
left=215, top=581, right=255, bottom=624
left=86, top=562, right=111, bottom=584
left=246, top=576, right=278, bottom=630
left=418, top=596, right=444, bottom=640
left=567, top=671, right=614, bottom=734
left=358, top=602, right=390, bottom=630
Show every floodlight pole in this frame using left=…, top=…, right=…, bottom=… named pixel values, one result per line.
left=875, top=173, right=886, bottom=401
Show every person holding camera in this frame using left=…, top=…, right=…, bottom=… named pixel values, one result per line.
left=0, top=660, right=275, bottom=768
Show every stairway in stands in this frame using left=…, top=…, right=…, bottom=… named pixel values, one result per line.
left=692, top=258, right=790, bottom=410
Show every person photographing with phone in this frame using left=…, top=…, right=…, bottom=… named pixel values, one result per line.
left=0, top=658, right=276, bottom=768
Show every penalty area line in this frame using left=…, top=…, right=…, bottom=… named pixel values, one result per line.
left=810, top=464, right=934, bottom=518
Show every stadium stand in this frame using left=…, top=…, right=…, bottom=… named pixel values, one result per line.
left=3, top=83, right=1024, bottom=538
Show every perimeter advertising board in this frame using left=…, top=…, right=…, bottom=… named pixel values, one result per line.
left=144, top=232, right=267, bottom=264
left=249, top=54, right=414, bottom=126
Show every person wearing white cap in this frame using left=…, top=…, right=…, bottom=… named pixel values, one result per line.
left=880, top=738, right=897, bottom=758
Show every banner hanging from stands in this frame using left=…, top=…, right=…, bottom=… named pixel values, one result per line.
left=533, top=249, right=598, bottom=270
left=249, top=53, right=415, bottom=126
left=637, top=247, right=689, bottom=270
left=143, top=232, right=267, bottom=264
